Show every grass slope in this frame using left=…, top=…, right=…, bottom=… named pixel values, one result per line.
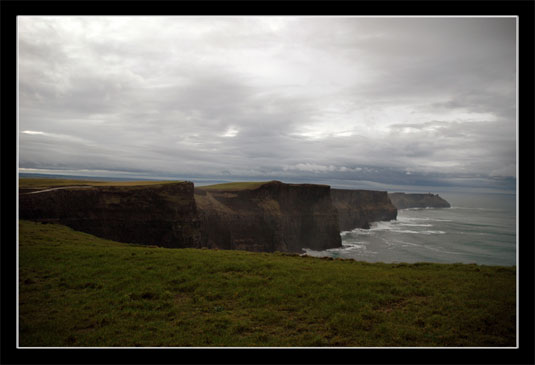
left=196, top=181, right=271, bottom=191
left=19, top=178, right=181, bottom=190
left=19, top=220, right=516, bottom=347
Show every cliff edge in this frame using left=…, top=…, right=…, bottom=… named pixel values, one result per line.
left=388, top=192, right=451, bottom=209
left=331, top=189, right=397, bottom=231
left=194, top=181, right=342, bottom=253
left=19, top=182, right=201, bottom=248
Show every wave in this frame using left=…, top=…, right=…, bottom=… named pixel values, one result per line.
left=328, top=247, right=378, bottom=255
left=396, top=230, right=446, bottom=235
left=342, top=228, right=375, bottom=236
left=377, top=228, right=446, bottom=235
left=387, top=240, right=422, bottom=248
left=382, top=238, right=460, bottom=255
left=366, top=221, right=446, bottom=235
left=340, top=221, right=448, bottom=237
left=369, top=221, right=395, bottom=231
left=327, top=242, right=366, bottom=252
left=398, top=223, right=433, bottom=227
left=397, top=216, right=452, bottom=222
left=449, top=206, right=503, bottom=212
left=303, top=242, right=377, bottom=256
left=340, top=217, right=449, bottom=238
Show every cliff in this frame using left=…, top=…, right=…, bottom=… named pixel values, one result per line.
left=19, top=178, right=409, bottom=253
left=388, top=192, right=451, bottom=209
left=194, top=181, right=342, bottom=253
left=19, top=182, right=201, bottom=248
left=331, top=189, right=397, bottom=231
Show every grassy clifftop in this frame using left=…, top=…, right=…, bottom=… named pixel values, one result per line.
left=19, top=178, right=181, bottom=190
left=19, top=220, right=515, bottom=347
left=196, top=181, right=272, bottom=191
left=197, top=181, right=331, bottom=191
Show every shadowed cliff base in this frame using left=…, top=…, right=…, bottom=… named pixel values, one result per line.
left=388, top=193, right=451, bottom=209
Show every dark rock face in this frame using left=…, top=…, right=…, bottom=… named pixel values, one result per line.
left=195, top=181, right=342, bottom=253
left=388, top=192, right=451, bottom=209
left=19, top=182, right=201, bottom=248
left=19, top=179, right=405, bottom=253
left=331, top=189, right=397, bottom=231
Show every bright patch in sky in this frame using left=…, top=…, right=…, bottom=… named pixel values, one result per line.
left=222, top=127, right=239, bottom=138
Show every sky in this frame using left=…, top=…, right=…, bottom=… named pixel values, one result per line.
left=18, top=16, right=517, bottom=193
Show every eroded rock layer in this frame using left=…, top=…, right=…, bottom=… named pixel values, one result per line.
left=194, top=181, right=342, bottom=253
left=19, top=182, right=201, bottom=248
left=388, top=192, right=451, bottom=209
left=331, top=189, right=398, bottom=231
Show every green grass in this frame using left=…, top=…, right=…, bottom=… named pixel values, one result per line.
left=196, top=181, right=272, bottom=191
left=19, top=178, right=182, bottom=190
left=19, top=220, right=516, bottom=347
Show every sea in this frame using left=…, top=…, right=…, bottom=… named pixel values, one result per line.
left=304, top=192, right=517, bottom=267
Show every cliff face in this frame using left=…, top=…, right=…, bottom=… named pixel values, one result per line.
left=19, top=179, right=410, bottom=253
left=19, top=182, right=201, bottom=248
left=388, top=192, right=451, bottom=209
left=331, top=189, right=397, bottom=231
left=194, top=181, right=342, bottom=253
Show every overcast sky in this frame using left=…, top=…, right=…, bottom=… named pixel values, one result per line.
left=18, top=16, right=517, bottom=193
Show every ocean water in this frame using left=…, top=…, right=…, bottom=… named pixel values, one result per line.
left=304, top=192, right=517, bottom=267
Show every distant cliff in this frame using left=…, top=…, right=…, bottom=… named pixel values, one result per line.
left=194, top=181, right=342, bottom=253
left=388, top=192, right=451, bottom=209
left=19, top=182, right=201, bottom=248
left=331, top=189, right=397, bottom=230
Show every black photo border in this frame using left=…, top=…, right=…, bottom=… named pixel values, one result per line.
left=1, top=1, right=533, bottom=364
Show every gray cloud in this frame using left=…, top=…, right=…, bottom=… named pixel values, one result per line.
left=18, top=16, right=517, bottom=193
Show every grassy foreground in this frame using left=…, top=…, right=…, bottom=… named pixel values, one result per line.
left=19, top=220, right=516, bottom=347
